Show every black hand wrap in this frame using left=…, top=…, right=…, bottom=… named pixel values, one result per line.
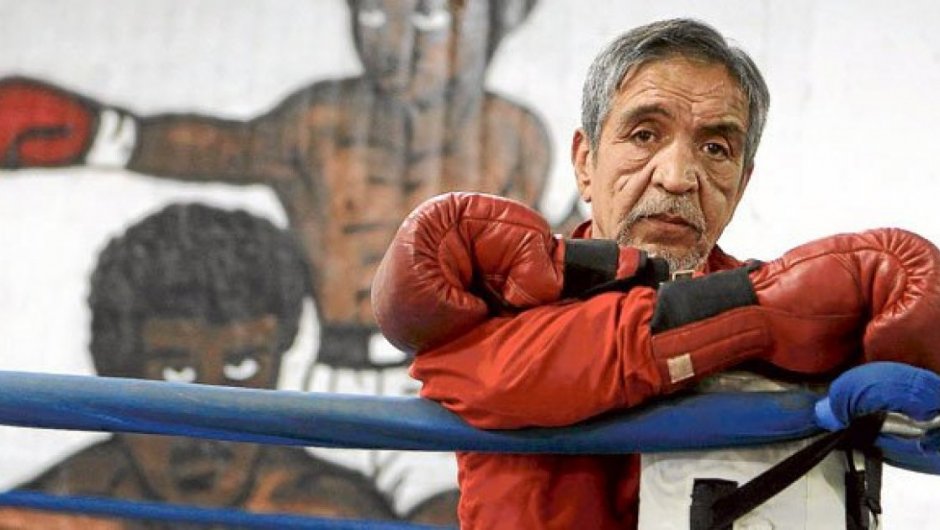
left=561, top=239, right=672, bottom=299
left=650, top=265, right=759, bottom=334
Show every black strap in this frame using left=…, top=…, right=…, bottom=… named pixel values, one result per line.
left=702, top=412, right=887, bottom=530
left=844, top=449, right=883, bottom=530
left=691, top=479, right=738, bottom=530
left=864, top=451, right=883, bottom=522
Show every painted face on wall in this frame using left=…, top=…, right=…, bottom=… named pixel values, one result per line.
left=572, top=56, right=752, bottom=272
left=350, top=0, right=491, bottom=101
left=119, top=315, right=280, bottom=505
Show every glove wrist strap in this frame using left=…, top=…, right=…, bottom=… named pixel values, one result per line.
left=561, top=239, right=620, bottom=298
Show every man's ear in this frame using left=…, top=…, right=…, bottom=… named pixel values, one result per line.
left=571, top=128, right=593, bottom=203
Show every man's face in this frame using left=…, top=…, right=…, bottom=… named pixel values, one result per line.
left=119, top=315, right=280, bottom=505
left=572, top=56, right=752, bottom=271
left=350, top=0, right=490, bottom=101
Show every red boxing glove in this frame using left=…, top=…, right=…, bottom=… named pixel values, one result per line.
left=0, top=77, right=98, bottom=168
left=372, top=192, right=665, bottom=353
left=857, top=229, right=940, bottom=372
left=649, top=228, right=940, bottom=386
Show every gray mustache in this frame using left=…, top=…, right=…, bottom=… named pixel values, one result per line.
left=624, top=195, right=706, bottom=234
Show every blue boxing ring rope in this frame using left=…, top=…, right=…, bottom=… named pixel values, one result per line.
left=0, top=370, right=843, bottom=528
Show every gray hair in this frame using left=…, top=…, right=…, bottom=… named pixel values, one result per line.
left=581, top=19, right=770, bottom=169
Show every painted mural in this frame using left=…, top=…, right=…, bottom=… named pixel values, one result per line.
left=0, top=0, right=552, bottom=526
left=4, top=1, right=940, bottom=528
left=0, top=204, right=399, bottom=528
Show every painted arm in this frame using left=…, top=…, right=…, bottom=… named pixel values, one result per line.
left=0, top=76, right=298, bottom=184
left=128, top=108, right=298, bottom=183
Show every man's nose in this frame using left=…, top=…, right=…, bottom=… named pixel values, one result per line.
left=651, top=142, right=700, bottom=194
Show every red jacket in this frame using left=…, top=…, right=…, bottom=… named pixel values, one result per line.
left=410, top=222, right=747, bottom=529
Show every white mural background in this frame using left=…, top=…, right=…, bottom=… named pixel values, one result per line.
left=0, top=0, right=938, bottom=527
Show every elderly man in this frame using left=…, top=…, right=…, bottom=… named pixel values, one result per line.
left=372, top=18, right=940, bottom=530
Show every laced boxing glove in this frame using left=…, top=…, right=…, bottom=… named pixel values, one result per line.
left=0, top=77, right=136, bottom=168
left=371, top=192, right=669, bottom=353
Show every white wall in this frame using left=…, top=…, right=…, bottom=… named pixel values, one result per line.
left=0, top=1, right=938, bottom=527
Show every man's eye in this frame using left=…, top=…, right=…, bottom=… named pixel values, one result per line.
left=412, top=9, right=452, bottom=31
left=162, top=366, right=197, bottom=383
left=357, top=8, right=387, bottom=28
left=703, top=142, right=731, bottom=159
left=223, top=358, right=260, bottom=381
left=631, top=129, right=656, bottom=144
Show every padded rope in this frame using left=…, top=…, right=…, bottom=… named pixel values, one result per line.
left=4, top=369, right=938, bottom=528
left=0, top=371, right=822, bottom=454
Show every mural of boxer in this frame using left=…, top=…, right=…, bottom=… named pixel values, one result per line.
left=0, top=203, right=400, bottom=529
left=0, top=0, right=548, bottom=522
left=0, top=0, right=549, bottom=370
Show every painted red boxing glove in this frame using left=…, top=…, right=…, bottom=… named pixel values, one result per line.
left=0, top=77, right=136, bottom=168
left=371, top=192, right=668, bottom=353
left=649, top=228, right=940, bottom=388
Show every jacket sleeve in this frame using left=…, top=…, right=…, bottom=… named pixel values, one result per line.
left=412, top=273, right=808, bottom=429
left=411, top=288, right=768, bottom=429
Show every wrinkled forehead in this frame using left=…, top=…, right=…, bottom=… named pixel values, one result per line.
left=614, top=55, right=748, bottom=123
left=619, top=53, right=745, bottom=95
